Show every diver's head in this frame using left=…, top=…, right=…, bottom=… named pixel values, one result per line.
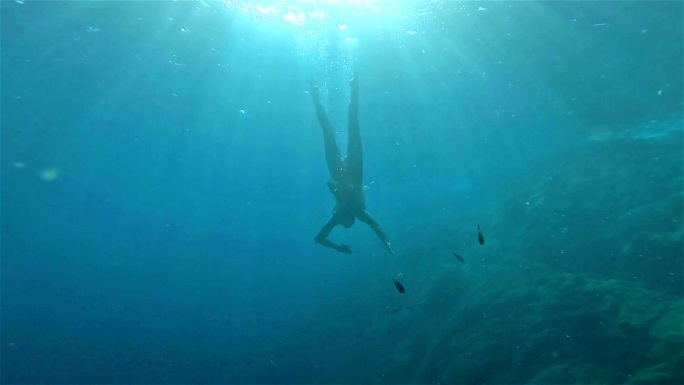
left=333, top=207, right=356, bottom=228
left=340, top=215, right=355, bottom=228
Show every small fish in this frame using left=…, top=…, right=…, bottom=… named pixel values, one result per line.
left=391, top=306, right=402, bottom=313
left=477, top=224, right=485, bottom=245
left=453, top=252, right=464, bottom=263
left=392, top=278, right=405, bottom=294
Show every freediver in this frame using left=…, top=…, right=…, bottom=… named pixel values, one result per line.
left=310, top=74, right=395, bottom=255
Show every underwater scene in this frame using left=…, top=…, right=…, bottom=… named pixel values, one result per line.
left=1, top=1, right=683, bottom=384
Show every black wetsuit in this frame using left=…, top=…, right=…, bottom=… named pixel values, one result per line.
left=311, top=76, right=394, bottom=255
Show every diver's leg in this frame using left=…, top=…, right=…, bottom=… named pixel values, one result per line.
left=311, top=82, right=345, bottom=179
left=346, top=73, right=363, bottom=185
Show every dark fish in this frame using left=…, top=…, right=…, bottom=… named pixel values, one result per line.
left=453, top=252, right=464, bottom=263
left=477, top=224, right=485, bottom=245
left=392, top=306, right=402, bottom=313
left=392, top=278, right=405, bottom=294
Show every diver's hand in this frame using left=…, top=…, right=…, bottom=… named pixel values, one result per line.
left=386, top=242, right=396, bottom=255
left=336, top=244, right=352, bottom=254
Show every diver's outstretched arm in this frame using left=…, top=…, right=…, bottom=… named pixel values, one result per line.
left=315, top=216, right=352, bottom=254
left=357, top=210, right=395, bottom=255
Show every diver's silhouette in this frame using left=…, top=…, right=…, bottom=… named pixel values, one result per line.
left=310, top=74, right=395, bottom=255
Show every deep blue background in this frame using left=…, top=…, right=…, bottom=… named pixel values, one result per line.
left=2, top=1, right=682, bottom=383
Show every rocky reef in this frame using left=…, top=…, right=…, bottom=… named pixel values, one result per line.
left=300, top=124, right=683, bottom=384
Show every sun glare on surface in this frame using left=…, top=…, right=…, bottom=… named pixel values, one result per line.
left=223, top=0, right=426, bottom=31
left=221, top=0, right=435, bottom=70
left=221, top=0, right=441, bottom=87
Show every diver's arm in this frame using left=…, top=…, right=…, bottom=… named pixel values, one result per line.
left=315, top=217, right=352, bottom=254
left=357, top=210, right=395, bottom=255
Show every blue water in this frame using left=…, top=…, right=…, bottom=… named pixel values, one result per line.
left=2, top=1, right=682, bottom=384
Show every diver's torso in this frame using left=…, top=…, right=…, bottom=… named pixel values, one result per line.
left=332, top=181, right=366, bottom=220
